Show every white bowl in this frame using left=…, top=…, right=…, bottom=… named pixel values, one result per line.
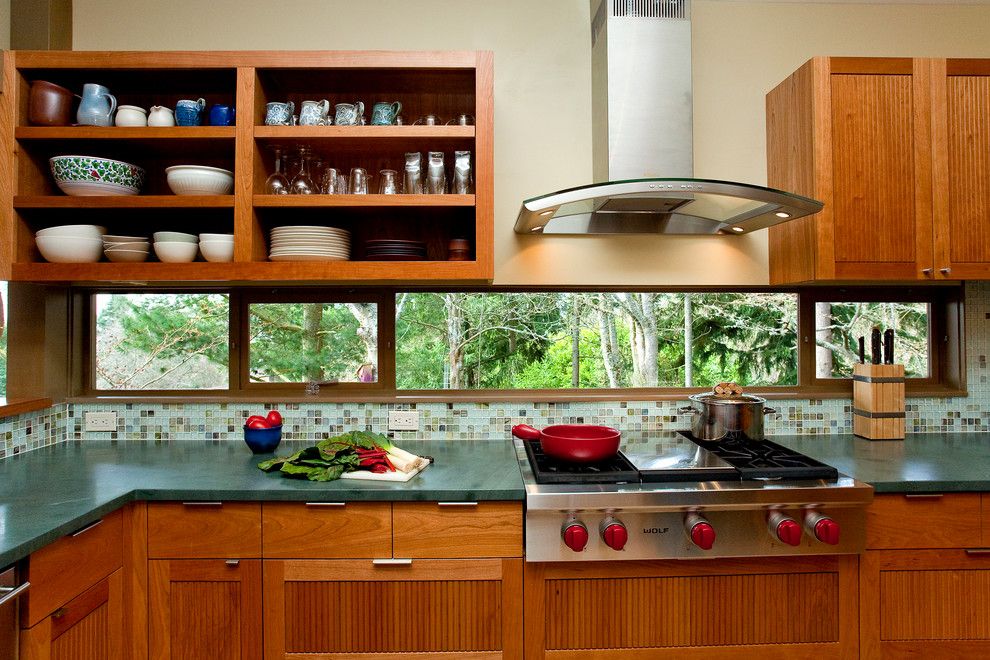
left=153, top=231, right=198, bottom=243
left=36, top=235, right=103, bottom=263
left=102, top=234, right=147, bottom=243
left=153, top=241, right=199, bottom=263
left=165, top=165, right=234, bottom=195
left=36, top=224, right=107, bottom=240
left=104, top=241, right=150, bottom=251
left=199, top=233, right=234, bottom=243
left=105, top=248, right=149, bottom=263
left=115, top=105, right=148, bottom=127
left=199, top=240, right=234, bottom=263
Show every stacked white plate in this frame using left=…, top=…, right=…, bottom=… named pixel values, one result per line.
left=269, top=226, right=351, bottom=262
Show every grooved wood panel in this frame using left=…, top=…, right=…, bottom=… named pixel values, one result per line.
left=946, top=76, right=990, bottom=264
left=544, top=572, right=838, bottom=650
left=283, top=580, right=501, bottom=653
left=51, top=602, right=108, bottom=660
left=866, top=493, right=981, bottom=549
left=262, top=502, right=391, bottom=559
left=147, top=502, right=261, bottom=558
left=830, top=74, right=916, bottom=264
left=171, top=581, right=241, bottom=660
left=393, top=502, right=523, bottom=558
left=881, top=568, right=990, bottom=640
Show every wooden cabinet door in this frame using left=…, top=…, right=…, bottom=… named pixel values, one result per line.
left=149, top=559, right=262, bottom=660
left=861, top=549, right=990, bottom=658
left=932, top=59, right=990, bottom=279
left=20, top=569, right=123, bottom=660
left=263, top=558, right=522, bottom=659
left=525, top=556, right=858, bottom=659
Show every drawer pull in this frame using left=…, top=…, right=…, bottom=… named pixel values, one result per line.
left=0, top=581, right=29, bottom=607
left=182, top=502, right=223, bottom=507
left=965, top=549, right=990, bottom=556
left=372, top=558, right=413, bottom=566
left=69, top=519, right=103, bottom=537
left=904, top=494, right=944, bottom=499
left=305, top=502, right=347, bottom=507
left=225, top=560, right=240, bottom=567
left=52, top=606, right=67, bottom=619
left=438, top=502, right=479, bottom=507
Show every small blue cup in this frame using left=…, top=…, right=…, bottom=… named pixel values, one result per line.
left=244, top=424, right=282, bottom=454
left=209, top=104, right=235, bottom=126
left=175, top=98, right=206, bottom=126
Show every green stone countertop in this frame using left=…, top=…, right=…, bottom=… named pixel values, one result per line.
left=0, top=439, right=524, bottom=567
left=771, top=433, right=990, bottom=493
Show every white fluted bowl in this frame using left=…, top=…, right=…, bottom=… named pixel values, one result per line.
left=165, top=165, right=234, bottom=195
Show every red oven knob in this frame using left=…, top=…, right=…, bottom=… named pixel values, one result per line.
left=685, top=513, right=716, bottom=550
left=562, top=521, right=589, bottom=552
left=805, top=512, right=840, bottom=545
left=600, top=518, right=628, bottom=551
left=768, top=511, right=802, bottom=546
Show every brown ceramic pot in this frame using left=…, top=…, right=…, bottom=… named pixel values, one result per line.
left=28, top=80, right=75, bottom=126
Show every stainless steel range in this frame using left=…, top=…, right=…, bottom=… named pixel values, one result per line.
left=518, top=431, right=874, bottom=562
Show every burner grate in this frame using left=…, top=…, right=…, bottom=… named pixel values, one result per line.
left=684, top=433, right=839, bottom=481
left=523, top=439, right=640, bottom=484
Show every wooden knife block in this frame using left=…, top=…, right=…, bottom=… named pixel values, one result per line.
left=853, top=363, right=905, bottom=440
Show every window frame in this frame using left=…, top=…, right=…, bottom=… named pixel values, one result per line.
left=71, top=284, right=965, bottom=402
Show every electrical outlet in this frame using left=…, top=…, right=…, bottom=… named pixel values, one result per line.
left=84, top=411, right=118, bottom=432
left=388, top=410, right=419, bottom=431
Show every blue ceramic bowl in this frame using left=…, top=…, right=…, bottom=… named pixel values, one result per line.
left=244, top=424, right=282, bottom=454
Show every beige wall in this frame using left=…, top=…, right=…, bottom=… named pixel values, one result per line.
left=71, top=1, right=990, bottom=285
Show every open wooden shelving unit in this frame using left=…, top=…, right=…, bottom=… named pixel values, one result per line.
left=0, top=50, right=494, bottom=284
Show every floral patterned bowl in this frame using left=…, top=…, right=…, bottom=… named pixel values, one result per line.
left=49, top=155, right=145, bottom=196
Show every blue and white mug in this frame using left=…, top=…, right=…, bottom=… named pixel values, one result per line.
left=334, top=101, right=364, bottom=127
left=265, top=101, right=294, bottom=126
left=299, top=99, right=330, bottom=126
left=371, top=101, right=402, bottom=126
left=175, top=98, right=206, bottom=126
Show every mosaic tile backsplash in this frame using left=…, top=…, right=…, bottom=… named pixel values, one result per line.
left=4, top=282, right=990, bottom=456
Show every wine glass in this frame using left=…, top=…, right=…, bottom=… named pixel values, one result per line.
left=265, top=146, right=290, bottom=195
left=290, top=147, right=316, bottom=195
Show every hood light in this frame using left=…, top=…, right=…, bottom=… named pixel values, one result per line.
left=538, top=210, right=555, bottom=217
left=530, top=226, right=545, bottom=232
left=774, top=211, right=791, bottom=218
left=731, top=227, right=745, bottom=233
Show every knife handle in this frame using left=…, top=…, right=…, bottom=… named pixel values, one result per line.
left=871, top=328, right=882, bottom=365
left=883, top=329, right=894, bottom=364
left=858, top=336, right=865, bottom=364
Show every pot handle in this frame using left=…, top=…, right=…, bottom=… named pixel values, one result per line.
left=677, top=406, right=696, bottom=414
left=763, top=407, right=777, bottom=415
left=511, top=424, right=541, bottom=440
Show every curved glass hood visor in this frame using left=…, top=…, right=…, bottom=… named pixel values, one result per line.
left=514, top=178, right=823, bottom=235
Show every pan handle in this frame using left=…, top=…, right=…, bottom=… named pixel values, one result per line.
left=677, top=406, right=696, bottom=414
left=511, top=424, right=541, bottom=440
left=763, top=407, right=777, bottom=415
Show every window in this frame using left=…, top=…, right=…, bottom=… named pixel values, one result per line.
left=93, top=293, right=229, bottom=391
left=395, top=292, right=798, bottom=390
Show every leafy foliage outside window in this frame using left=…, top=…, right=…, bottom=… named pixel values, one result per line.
left=814, top=302, right=929, bottom=378
left=248, top=302, right=377, bottom=384
left=395, top=292, right=798, bottom=389
left=95, top=293, right=229, bottom=390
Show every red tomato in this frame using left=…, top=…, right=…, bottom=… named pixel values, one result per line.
left=266, top=410, right=283, bottom=427
left=246, top=416, right=270, bottom=429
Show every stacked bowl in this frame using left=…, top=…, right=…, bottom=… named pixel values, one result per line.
left=35, top=224, right=106, bottom=263
left=50, top=156, right=145, bottom=196
left=153, top=231, right=199, bottom=263
left=199, top=233, right=234, bottom=263
left=103, top=234, right=150, bottom=262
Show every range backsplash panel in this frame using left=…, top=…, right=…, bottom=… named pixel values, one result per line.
left=2, top=283, right=987, bottom=458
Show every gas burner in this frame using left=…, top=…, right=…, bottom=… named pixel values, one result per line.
left=681, top=432, right=839, bottom=482
left=522, top=439, right=639, bottom=484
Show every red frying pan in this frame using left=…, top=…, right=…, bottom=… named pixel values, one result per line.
left=512, top=423, right=621, bottom=464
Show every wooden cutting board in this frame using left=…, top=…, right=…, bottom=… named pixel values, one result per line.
left=339, top=462, right=429, bottom=482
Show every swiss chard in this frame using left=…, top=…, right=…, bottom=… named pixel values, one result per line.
left=258, top=429, right=398, bottom=482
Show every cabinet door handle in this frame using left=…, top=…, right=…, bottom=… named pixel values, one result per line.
left=182, top=502, right=223, bottom=507
left=940, top=267, right=952, bottom=275
left=0, top=582, right=29, bottom=607
left=225, top=560, right=240, bottom=567
left=921, top=267, right=933, bottom=276
left=70, top=519, right=103, bottom=537
left=305, top=502, right=346, bottom=507
left=904, top=494, right=944, bottom=499
left=965, top=549, right=990, bottom=556
left=372, top=558, right=413, bottom=566
left=438, top=502, right=478, bottom=507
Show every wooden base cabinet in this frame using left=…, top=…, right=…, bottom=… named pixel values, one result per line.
left=524, top=556, right=859, bottom=659
left=149, top=559, right=262, bottom=660
left=263, top=558, right=523, bottom=659
left=20, top=569, right=123, bottom=660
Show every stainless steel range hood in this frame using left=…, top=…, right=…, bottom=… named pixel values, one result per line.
left=514, top=0, right=822, bottom=236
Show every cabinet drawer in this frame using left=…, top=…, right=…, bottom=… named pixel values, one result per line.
left=866, top=493, right=982, bottom=549
left=263, top=502, right=391, bottom=558
left=22, top=508, right=123, bottom=628
left=393, top=501, right=522, bottom=558
left=148, top=502, right=261, bottom=558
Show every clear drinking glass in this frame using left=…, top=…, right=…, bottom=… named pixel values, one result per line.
left=265, top=146, right=290, bottom=195
left=378, top=169, right=398, bottom=194
left=290, top=147, right=316, bottom=195
left=321, top=166, right=341, bottom=194
left=349, top=167, right=369, bottom=194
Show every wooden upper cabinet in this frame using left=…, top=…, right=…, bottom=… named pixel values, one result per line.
left=768, top=57, right=935, bottom=283
left=932, top=59, right=990, bottom=279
